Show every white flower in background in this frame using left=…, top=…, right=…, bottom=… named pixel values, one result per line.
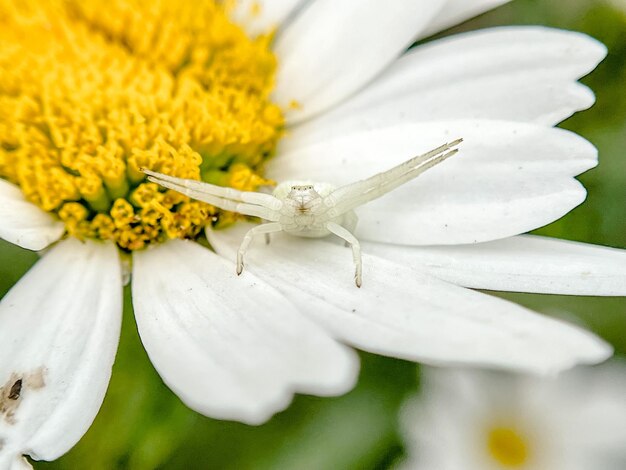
left=0, top=0, right=625, bottom=467
left=400, top=364, right=626, bottom=470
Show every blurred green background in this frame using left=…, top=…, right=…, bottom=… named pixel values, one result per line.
left=0, top=0, right=624, bottom=468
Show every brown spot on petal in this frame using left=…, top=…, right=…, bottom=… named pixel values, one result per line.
left=25, top=368, right=46, bottom=390
left=0, top=367, right=47, bottom=425
left=8, top=380, right=22, bottom=400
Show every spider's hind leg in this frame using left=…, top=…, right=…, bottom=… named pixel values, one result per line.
left=341, top=211, right=358, bottom=247
left=237, top=222, right=283, bottom=275
left=326, top=221, right=362, bottom=288
left=263, top=219, right=272, bottom=244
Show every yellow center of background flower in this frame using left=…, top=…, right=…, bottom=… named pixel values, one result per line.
left=0, top=0, right=283, bottom=250
left=487, top=426, right=529, bottom=468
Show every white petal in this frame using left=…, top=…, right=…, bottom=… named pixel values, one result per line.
left=273, top=0, right=446, bottom=124
left=419, top=0, right=513, bottom=38
left=294, top=80, right=592, bottom=144
left=0, top=180, right=64, bottom=251
left=207, top=224, right=611, bottom=375
left=272, top=120, right=596, bottom=245
left=364, top=236, right=626, bottom=296
left=0, top=455, right=32, bottom=470
left=229, top=0, right=307, bottom=37
left=132, top=240, right=357, bottom=425
left=560, top=362, right=626, bottom=453
left=291, top=27, right=606, bottom=145
left=0, top=239, right=122, bottom=463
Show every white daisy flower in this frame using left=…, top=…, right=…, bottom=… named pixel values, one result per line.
left=400, top=364, right=626, bottom=470
left=0, top=0, right=624, bottom=467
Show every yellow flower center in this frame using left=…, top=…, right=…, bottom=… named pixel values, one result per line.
left=0, top=0, right=283, bottom=250
left=487, top=426, right=529, bottom=468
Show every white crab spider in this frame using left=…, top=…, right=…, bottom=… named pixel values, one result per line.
left=142, top=138, right=462, bottom=287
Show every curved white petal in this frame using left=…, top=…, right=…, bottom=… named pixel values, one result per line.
left=207, top=224, right=611, bottom=375
left=0, top=180, right=64, bottom=251
left=364, top=236, right=626, bottom=296
left=294, top=80, right=593, bottom=144
left=132, top=240, right=357, bottom=425
left=273, top=0, right=446, bottom=124
left=0, top=455, right=32, bottom=470
left=0, top=239, right=122, bottom=464
left=291, top=27, right=606, bottom=145
left=229, top=0, right=307, bottom=37
left=419, top=0, right=513, bottom=39
left=272, top=120, right=596, bottom=245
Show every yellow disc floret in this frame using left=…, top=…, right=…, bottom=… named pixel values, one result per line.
left=0, top=0, right=283, bottom=250
left=486, top=426, right=530, bottom=468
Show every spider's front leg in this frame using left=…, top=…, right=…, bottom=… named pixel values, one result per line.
left=237, top=222, right=283, bottom=275
left=326, top=221, right=362, bottom=288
